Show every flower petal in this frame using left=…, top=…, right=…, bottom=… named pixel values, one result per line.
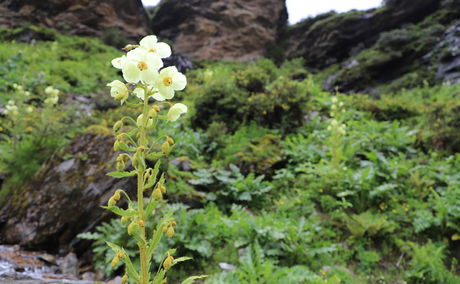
left=139, top=35, right=158, bottom=49
left=167, top=103, right=188, bottom=121
left=155, top=42, right=172, bottom=58
left=111, top=56, right=126, bottom=69
left=172, top=72, right=187, bottom=90
left=152, top=92, right=166, bottom=101
left=158, top=84, right=174, bottom=100
left=122, top=62, right=141, bottom=83
left=145, top=53, right=163, bottom=71
left=133, top=88, right=145, bottom=100
left=140, top=68, right=159, bottom=85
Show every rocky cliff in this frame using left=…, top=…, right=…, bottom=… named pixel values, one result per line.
left=0, top=0, right=149, bottom=40
left=151, top=0, right=287, bottom=61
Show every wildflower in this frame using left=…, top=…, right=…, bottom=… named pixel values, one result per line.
left=331, top=97, right=338, bottom=104
left=153, top=67, right=186, bottom=101
left=107, top=80, right=129, bottom=104
left=26, top=106, right=33, bottom=113
left=4, top=101, right=18, bottom=116
left=166, top=226, right=175, bottom=238
left=45, top=86, right=59, bottom=97
left=139, top=35, right=171, bottom=59
left=167, top=103, right=187, bottom=121
left=122, top=48, right=162, bottom=84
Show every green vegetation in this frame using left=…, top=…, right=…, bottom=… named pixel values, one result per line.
left=1, top=26, right=460, bottom=283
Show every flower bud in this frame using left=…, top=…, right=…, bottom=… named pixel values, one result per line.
left=117, top=252, right=125, bottom=259
left=159, top=185, right=166, bottom=194
left=116, top=160, right=125, bottom=171
left=152, top=188, right=163, bottom=200
left=163, top=255, right=174, bottom=270
left=166, top=226, right=175, bottom=238
left=114, top=140, right=121, bottom=151
left=108, top=196, right=117, bottom=206
left=171, top=221, right=177, bottom=227
left=111, top=255, right=119, bottom=267
left=166, top=136, right=174, bottom=145
left=121, top=216, right=130, bottom=225
left=139, top=219, right=145, bottom=227
left=149, top=107, right=158, bottom=117
left=113, top=191, right=121, bottom=201
left=161, top=141, right=170, bottom=154
left=127, top=221, right=139, bottom=235
left=113, top=120, right=123, bottom=133
left=162, top=226, right=168, bottom=232
left=121, top=274, right=128, bottom=284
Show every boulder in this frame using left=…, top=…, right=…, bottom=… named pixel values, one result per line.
left=151, top=0, right=288, bottom=61
left=0, top=131, right=135, bottom=252
left=435, top=20, right=460, bottom=84
left=0, top=0, right=149, bottom=40
left=284, top=0, right=440, bottom=70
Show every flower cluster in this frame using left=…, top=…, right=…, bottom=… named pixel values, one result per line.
left=44, top=86, right=60, bottom=106
left=327, top=97, right=346, bottom=136
left=107, top=35, right=187, bottom=121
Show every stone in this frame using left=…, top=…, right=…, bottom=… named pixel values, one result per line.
left=151, top=0, right=287, bottom=61
left=284, top=0, right=440, bottom=70
left=0, top=0, right=149, bottom=40
left=0, top=132, right=136, bottom=251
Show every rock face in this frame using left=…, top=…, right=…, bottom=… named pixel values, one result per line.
left=0, top=131, right=135, bottom=251
left=0, top=0, right=149, bottom=40
left=151, top=0, right=288, bottom=61
left=435, top=20, right=460, bottom=83
left=284, top=0, right=440, bottom=70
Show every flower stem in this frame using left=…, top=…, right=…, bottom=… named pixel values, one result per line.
left=138, top=90, right=151, bottom=284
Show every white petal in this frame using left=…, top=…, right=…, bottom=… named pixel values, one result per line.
left=146, top=53, right=163, bottom=70
left=111, top=56, right=126, bottom=69
left=140, top=68, right=158, bottom=85
left=155, top=42, right=171, bottom=58
left=172, top=72, right=187, bottom=90
left=139, top=35, right=158, bottom=49
left=152, top=92, right=166, bottom=101
left=160, top=66, right=177, bottom=77
left=127, top=48, right=146, bottom=61
left=158, top=84, right=174, bottom=100
left=133, top=88, right=145, bottom=100
left=122, top=62, right=141, bottom=83
left=167, top=103, right=188, bottom=121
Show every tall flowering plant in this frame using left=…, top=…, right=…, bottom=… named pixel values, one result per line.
left=104, top=35, right=204, bottom=284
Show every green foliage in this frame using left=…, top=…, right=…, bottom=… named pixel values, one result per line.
left=184, top=59, right=313, bottom=132
left=404, top=241, right=460, bottom=284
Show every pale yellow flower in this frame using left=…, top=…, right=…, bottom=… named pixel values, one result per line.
left=167, top=103, right=187, bottom=121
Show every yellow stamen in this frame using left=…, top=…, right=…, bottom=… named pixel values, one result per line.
left=137, top=61, right=148, bottom=71
left=163, top=77, right=172, bottom=86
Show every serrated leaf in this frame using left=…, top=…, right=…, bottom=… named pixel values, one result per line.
left=107, top=171, right=136, bottom=178
left=181, top=275, right=208, bottom=284
left=101, top=205, right=136, bottom=217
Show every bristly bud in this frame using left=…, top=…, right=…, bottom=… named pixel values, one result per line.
left=171, top=221, right=177, bottom=227
left=166, top=226, right=175, bottom=238
left=121, top=216, right=130, bottom=225
left=113, top=191, right=121, bottom=201
left=161, top=279, right=167, bottom=284
left=152, top=188, right=163, bottom=200
left=161, top=141, right=170, bottom=154
left=149, top=106, right=158, bottom=117
left=122, top=44, right=139, bottom=51
left=108, top=196, right=117, bottom=206
left=163, top=255, right=174, bottom=270
left=113, top=140, right=121, bottom=152
left=139, top=219, right=145, bottom=227
left=127, top=221, right=138, bottom=235
left=162, top=226, right=168, bottom=232
left=111, top=255, right=119, bottom=267
left=116, top=160, right=125, bottom=171
left=121, top=274, right=128, bottom=284
left=113, top=120, right=123, bottom=133
left=159, top=185, right=166, bottom=194
left=117, top=252, right=125, bottom=259
left=166, top=136, right=174, bottom=145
